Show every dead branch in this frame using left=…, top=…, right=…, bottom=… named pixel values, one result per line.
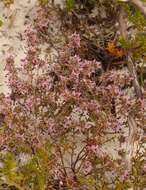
left=118, top=6, right=142, bottom=170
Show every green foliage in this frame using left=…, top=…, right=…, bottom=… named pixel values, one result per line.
left=0, top=153, right=23, bottom=190
left=22, top=158, right=46, bottom=190
left=119, top=31, right=146, bottom=86
left=38, top=0, right=48, bottom=6
left=0, top=149, right=51, bottom=190
left=115, top=181, right=132, bottom=190
left=119, top=33, right=146, bottom=50
left=125, top=4, right=146, bottom=30
left=0, top=20, right=3, bottom=27
left=19, top=150, right=48, bottom=190
left=66, top=0, right=75, bottom=12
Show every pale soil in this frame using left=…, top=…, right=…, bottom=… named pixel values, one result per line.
left=0, top=0, right=65, bottom=94
left=0, top=0, right=38, bottom=93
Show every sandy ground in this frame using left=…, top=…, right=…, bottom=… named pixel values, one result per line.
left=0, top=0, right=65, bottom=93
left=0, top=0, right=38, bottom=93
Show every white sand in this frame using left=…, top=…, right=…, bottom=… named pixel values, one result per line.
left=0, top=0, right=37, bottom=93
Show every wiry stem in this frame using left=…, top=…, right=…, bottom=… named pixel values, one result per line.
left=118, top=6, right=142, bottom=170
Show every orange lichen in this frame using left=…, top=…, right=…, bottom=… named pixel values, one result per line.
left=106, top=41, right=125, bottom=58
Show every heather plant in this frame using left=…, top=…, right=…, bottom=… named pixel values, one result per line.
left=0, top=1, right=145, bottom=190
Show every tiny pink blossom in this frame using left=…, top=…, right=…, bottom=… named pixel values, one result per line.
left=8, top=123, right=13, bottom=129
left=5, top=56, right=15, bottom=72
left=72, top=32, right=81, bottom=48
left=85, top=122, right=94, bottom=129
left=143, top=164, right=146, bottom=172
left=120, top=170, right=130, bottom=182
left=87, top=143, right=99, bottom=154
left=25, top=97, right=33, bottom=111
left=83, top=161, right=93, bottom=175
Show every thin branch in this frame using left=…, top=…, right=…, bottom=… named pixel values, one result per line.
left=118, top=6, right=142, bottom=170
left=118, top=6, right=142, bottom=98
left=72, top=145, right=87, bottom=172
left=57, top=146, right=68, bottom=177
left=127, top=54, right=142, bottom=98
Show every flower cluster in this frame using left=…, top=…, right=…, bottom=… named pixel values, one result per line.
left=0, top=5, right=145, bottom=190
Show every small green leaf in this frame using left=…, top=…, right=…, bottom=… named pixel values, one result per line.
left=66, top=0, right=75, bottom=12
left=38, top=0, right=48, bottom=6
left=0, top=20, right=3, bottom=27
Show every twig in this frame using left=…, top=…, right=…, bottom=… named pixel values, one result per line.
left=118, top=6, right=142, bottom=170
left=119, top=6, right=142, bottom=98
left=127, top=54, right=142, bottom=98
left=57, top=146, right=68, bottom=177
left=72, top=145, right=87, bottom=172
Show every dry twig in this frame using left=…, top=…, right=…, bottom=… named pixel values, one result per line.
left=118, top=6, right=142, bottom=170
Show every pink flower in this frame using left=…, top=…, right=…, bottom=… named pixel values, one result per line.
left=8, top=122, right=13, bottom=129
left=72, top=32, right=81, bottom=48
left=25, top=27, right=38, bottom=46
left=88, top=100, right=100, bottom=114
left=5, top=56, right=15, bottom=72
left=6, top=55, right=14, bottom=64
left=87, top=139, right=99, bottom=154
left=143, top=164, right=146, bottom=172
left=73, top=54, right=81, bottom=64
left=25, top=97, right=33, bottom=111
left=85, top=122, right=93, bottom=129
left=120, top=170, right=130, bottom=182
left=88, top=144, right=99, bottom=153
left=83, top=161, right=93, bottom=175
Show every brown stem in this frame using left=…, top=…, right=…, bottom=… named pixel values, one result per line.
left=118, top=6, right=142, bottom=170
left=119, top=6, right=142, bottom=97
left=57, top=146, right=68, bottom=177
left=72, top=145, right=87, bottom=172
left=127, top=55, right=142, bottom=98
left=118, top=6, right=142, bottom=97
